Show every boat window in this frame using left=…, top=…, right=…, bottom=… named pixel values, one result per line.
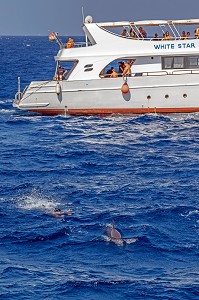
left=162, top=57, right=185, bottom=69
left=188, top=57, right=199, bottom=68
left=163, top=57, right=173, bottom=69
left=99, top=58, right=136, bottom=78
left=173, top=57, right=184, bottom=68
left=54, top=60, right=77, bottom=80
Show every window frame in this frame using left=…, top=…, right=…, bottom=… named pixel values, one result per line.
left=162, top=55, right=199, bottom=70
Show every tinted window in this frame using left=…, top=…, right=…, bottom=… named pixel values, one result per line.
left=173, top=57, right=184, bottom=68
left=162, top=57, right=184, bottom=69
left=188, top=57, right=199, bottom=68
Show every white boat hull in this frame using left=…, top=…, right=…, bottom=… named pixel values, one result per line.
left=14, top=73, right=199, bottom=115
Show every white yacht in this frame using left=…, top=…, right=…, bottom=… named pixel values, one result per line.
left=13, top=17, right=199, bottom=115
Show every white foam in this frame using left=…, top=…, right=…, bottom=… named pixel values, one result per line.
left=0, top=109, right=15, bottom=114
left=124, top=238, right=137, bottom=244
left=17, top=189, right=60, bottom=211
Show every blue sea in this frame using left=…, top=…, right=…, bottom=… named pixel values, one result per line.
left=0, top=36, right=199, bottom=300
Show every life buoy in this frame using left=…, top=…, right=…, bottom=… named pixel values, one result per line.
left=121, top=82, right=129, bottom=94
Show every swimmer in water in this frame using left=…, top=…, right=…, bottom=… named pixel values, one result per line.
left=51, top=208, right=73, bottom=218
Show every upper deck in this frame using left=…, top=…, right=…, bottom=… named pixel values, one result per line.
left=53, top=18, right=199, bottom=81
left=55, top=18, right=199, bottom=62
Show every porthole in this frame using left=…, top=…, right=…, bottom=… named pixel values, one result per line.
left=147, top=95, right=151, bottom=100
left=165, top=94, right=169, bottom=99
left=183, top=93, right=187, bottom=98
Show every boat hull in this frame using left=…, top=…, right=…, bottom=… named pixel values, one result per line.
left=14, top=73, right=199, bottom=115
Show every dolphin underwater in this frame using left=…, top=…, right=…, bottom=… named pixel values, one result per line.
left=106, top=222, right=137, bottom=246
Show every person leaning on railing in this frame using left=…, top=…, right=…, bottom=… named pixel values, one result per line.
left=122, top=62, right=131, bottom=77
left=55, top=65, right=67, bottom=80
left=121, top=29, right=127, bottom=37
left=65, top=38, right=74, bottom=48
left=194, top=27, right=199, bottom=38
left=138, top=27, right=147, bottom=38
left=164, top=31, right=173, bottom=40
left=180, top=31, right=187, bottom=40
left=130, top=28, right=137, bottom=38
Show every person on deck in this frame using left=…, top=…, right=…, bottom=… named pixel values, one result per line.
left=106, top=67, right=114, bottom=77
left=118, top=61, right=124, bottom=76
left=55, top=65, right=67, bottom=80
left=66, top=38, right=74, bottom=48
left=152, top=33, right=160, bottom=40
left=164, top=31, right=173, bottom=40
left=122, top=62, right=131, bottom=76
left=138, top=27, right=147, bottom=38
left=129, top=28, right=137, bottom=38
left=121, top=29, right=127, bottom=37
left=110, top=68, right=118, bottom=78
left=195, top=27, right=199, bottom=38
left=180, top=31, right=187, bottom=40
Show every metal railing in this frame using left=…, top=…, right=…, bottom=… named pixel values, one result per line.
left=100, top=69, right=199, bottom=78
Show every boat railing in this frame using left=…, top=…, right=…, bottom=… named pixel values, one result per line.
left=134, top=69, right=199, bottom=76
left=142, top=70, right=199, bottom=76
left=172, top=69, right=199, bottom=75
left=123, top=36, right=196, bottom=41
left=74, top=42, right=93, bottom=48
left=100, top=69, right=199, bottom=78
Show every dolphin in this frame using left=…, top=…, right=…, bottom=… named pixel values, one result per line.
left=106, top=222, right=137, bottom=246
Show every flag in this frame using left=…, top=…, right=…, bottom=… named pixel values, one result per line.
left=48, top=33, right=55, bottom=41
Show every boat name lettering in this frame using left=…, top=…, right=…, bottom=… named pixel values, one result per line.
left=154, top=43, right=196, bottom=50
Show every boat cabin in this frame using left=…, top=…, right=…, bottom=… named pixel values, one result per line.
left=53, top=18, right=199, bottom=82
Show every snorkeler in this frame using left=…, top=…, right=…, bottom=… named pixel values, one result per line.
left=50, top=208, right=72, bottom=218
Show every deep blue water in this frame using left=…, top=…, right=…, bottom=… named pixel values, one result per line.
left=0, top=36, right=199, bottom=300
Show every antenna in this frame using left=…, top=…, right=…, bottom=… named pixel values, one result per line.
left=82, top=7, right=85, bottom=24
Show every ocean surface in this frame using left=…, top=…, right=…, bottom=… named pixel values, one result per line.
left=0, top=36, right=199, bottom=300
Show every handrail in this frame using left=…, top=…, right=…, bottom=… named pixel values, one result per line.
left=124, top=36, right=195, bottom=41
left=172, top=69, right=199, bottom=75
left=100, top=69, right=199, bottom=78
left=100, top=71, right=169, bottom=78
left=74, top=42, right=92, bottom=47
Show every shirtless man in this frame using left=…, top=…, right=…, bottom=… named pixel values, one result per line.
left=55, top=65, right=67, bottom=80
left=110, top=68, right=118, bottom=78
left=122, top=62, right=131, bottom=76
